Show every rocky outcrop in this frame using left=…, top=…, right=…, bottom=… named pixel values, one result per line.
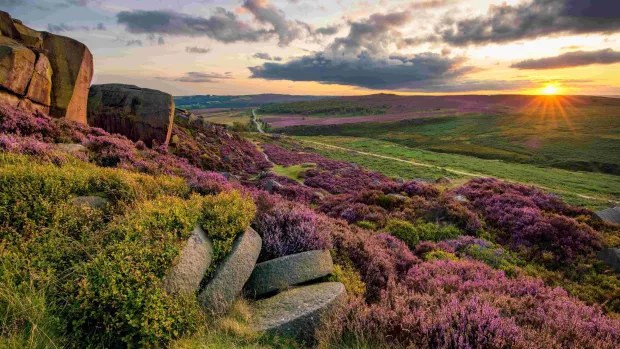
left=198, top=227, right=262, bottom=314
left=42, top=31, right=93, bottom=123
left=87, top=84, right=176, bottom=147
left=594, top=207, right=620, bottom=225
left=250, top=282, right=346, bottom=343
left=245, top=250, right=334, bottom=298
left=0, top=11, right=93, bottom=122
left=597, top=248, right=620, bottom=273
left=164, top=226, right=214, bottom=296
left=264, top=179, right=283, bottom=194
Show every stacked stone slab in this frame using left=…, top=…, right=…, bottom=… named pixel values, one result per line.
left=87, top=84, right=176, bottom=147
left=0, top=10, right=93, bottom=123
left=245, top=250, right=345, bottom=343
left=198, top=228, right=262, bottom=315
left=245, top=249, right=334, bottom=298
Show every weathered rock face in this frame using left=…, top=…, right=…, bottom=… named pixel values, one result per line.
left=250, top=282, right=346, bottom=343
left=163, top=226, right=214, bottom=296
left=597, top=248, right=620, bottom=273
left=0, top=37, right=35, bottom=95
left=87, top=84, right=176, bottom=147
left=198, top=227, right=262, bottom=315
left=245, top=250, right=334, bottom=298
left=0, top=11, right=93, bottom=122
left=42, top=31, right=93, bottom=124
left=594, top=207, right=620, bottom=225
left=26, top=54, right=52, bottom=106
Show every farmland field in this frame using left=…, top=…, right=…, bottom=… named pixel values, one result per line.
left=190, top=108, right=252, bottom=126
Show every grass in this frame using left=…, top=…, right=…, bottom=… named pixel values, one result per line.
left=292, top=136, right=620, bottom=210
left=280, top=104, right=620, bottom=175
left=272, top=163, right=316, bottom=183
left=195, top=109, right=252, bottom=126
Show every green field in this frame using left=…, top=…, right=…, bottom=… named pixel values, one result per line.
left=192, top=109, right=252, bottom=126
left=287, top=135, right=620, bottom=210
left=281, top=105, right=620, bottom=175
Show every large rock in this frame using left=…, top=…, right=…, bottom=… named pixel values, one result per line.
left=594, top=207, right=620, bottom=224
left=26, top=54, right=52, bottom=106
left=245, top=250, right=334, bottom=298
left=13, top=22, right=42, bottom=49
left=0, top=37, right=35, bottom=95
left=42, top=31, right=93, bottom=124
left=87, top=84, right=175, bottom=147
left=250, top=282, right=346, bottom=343
left=163, top=226, right=214, bottom=296
left=198, top=227, right=262, bottom=314
left=0, top=11, right=20, bottom=40
left=597, top=248, right=620, bottom=273
left=0, top=89, right=49, bottom=114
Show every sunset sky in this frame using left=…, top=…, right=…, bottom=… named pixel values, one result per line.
left=5, top=0, right=620, bottom=96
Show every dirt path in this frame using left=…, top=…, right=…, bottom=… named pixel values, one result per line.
left=300, top=139, right=603, bottom=202
left=252, top=109, right=265, bottom=134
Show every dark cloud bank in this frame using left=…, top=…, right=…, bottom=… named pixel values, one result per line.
left=512, top=49, right=620, bottom=70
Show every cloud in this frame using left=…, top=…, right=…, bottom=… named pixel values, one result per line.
left=0, top=0, right=22, bottom=8
left=329, top=11, right=416, bottom=57
left=165, top=72, right=234, bottom=83
left=117, top=8, right=271, bottom=44
left=511, top=48, right=620, bottom=70
left=186, top=46, right=211, bottom=54
left=253, top=52, right=282, bottom=61
left=249, top=52, right=476, bottom=90
left=409, top=0, right=457, bottom=9
left=117, top=0, right=319, bottom=46
left=315, top=24, right=340, bottom=36
left=428, top=0, right=620, bottom=46
left=46, top=22, right=107, bottom=33
left=126, top=39, right=142, bottom=46
left=242, top=0, right=305, bottom=46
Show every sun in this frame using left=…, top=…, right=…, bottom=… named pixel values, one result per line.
left=542, top=84, right=559, bottom=95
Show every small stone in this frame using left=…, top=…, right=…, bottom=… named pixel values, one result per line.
left=250, top=282, right=346, bottom=344
left=163, top=226, right=214, bottom=296
left=454, top=194, right=468, bottom=202
left=596, top=248, right=620, bottom=273
left=394, top=177, right=405, bottom=184
left=435, top=177, right=452, bottom=184
left=387, top=193, right=407, bottom=201
left=56, top=143, right=87, bottom=154
left=71, top=196, right=108, bottom=210
left=198, top=227, right=262, bottom=315
left=594, top=207, right=620, bottom=225
left=264, top=179, right=283, bottom=194
left=245, top=250, right=334, bottom=298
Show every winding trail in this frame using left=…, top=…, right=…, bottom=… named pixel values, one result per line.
left=252, top=109, right=265, bottom=134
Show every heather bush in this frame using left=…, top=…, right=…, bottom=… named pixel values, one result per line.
left=457, top=179, right=603, bottom=264
left=201, top=190, right=257, bottom=265
left=320, top=258, right=620, bottom=349
left=253, top=194, right=332, bottom=262
left=440, top=236, right=522, bottom=277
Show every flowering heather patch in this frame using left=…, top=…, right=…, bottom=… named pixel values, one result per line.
left=0, top=134, right=66, bottom=165
left=322, top=258, right=620, bottom=348
left=261, top=143, right=347, bottom=170
left=253, top=193, right=332, bottom=262
left=456, top=178, right=602, bottom=264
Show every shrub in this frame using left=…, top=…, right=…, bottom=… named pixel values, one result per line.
left=254, top=194, right=332, bottom=262
left=384, top=220, right=462, bottom=249
left=328, top=264, right=367, bottom=298
left=63, top=196, right=205, bottom=347
left=201, top=190, right=257, bottom=265
left=384, top=219, right=419, bottom=247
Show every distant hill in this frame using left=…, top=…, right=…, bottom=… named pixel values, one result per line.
left=174, top=94, right=331, bottom=110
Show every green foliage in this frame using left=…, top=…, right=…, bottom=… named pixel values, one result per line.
left=355, top=221, right=377, bottom=230
left=423, top=250, right=459, bottom=261
left=329, top=264, right=367, bottom=298
left=461, top=243, right=521, bottom=277
left=201, top=190, right=257, bottom=266
left=260, top=100, right=388, bottom=116
left=63, top=196, right=204, bottom=347
left=384, top=220, right=462, bottom=248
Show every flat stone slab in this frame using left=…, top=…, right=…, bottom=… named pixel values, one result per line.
left=245, top=250, right=334, bottom=298
left=597, top=248, right=620, bottom=273
left=198, top=227, right=261, bottom=315
left=250, top=282, right=346, bottom=343
left=594, top=207, right=620, bottom=224
left=163, top=225, right=214, bottom=296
